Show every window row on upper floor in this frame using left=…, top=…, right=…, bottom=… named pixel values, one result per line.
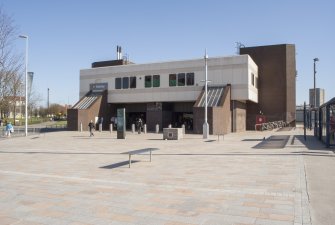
left=169, top=72, right=194, bottom=87
left=115, top=77, right=136, bottom=89
left=114, top=72, right=195, bottom=90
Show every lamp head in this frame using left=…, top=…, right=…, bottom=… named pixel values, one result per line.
left=19, top=35, right=28, bottom=39
left=314, top=58, right=319, bottom=62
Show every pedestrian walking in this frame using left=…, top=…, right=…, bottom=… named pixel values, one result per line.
left=88, top=120, right=95, bottom=137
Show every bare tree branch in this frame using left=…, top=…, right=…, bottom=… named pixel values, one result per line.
left=0, top=6, right=23, bottom=118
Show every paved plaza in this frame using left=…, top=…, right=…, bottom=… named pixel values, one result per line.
left=0, top=127, right=334, bottom=225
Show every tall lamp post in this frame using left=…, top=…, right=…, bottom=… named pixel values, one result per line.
left=203, top=49, right=209, bottom=139
left=47, top=88, right=50, bottom=116
left=313, top=58, right=319, bottom=108
left=19, top=35, right=28, bottom=136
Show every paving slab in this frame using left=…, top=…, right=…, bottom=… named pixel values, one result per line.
left=0, top=127, right=334, bottom=224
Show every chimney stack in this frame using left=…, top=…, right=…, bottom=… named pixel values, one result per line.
left=116, top=45, right=123, bottom=60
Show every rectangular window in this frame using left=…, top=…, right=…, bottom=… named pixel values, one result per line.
left=153, top=75, right=160, bottom=87
left=122, top=77, right=129, bottom=89
left=178, top=73, right=185, bottom=86
left=169, top=74, right=176, bottom=87
left=186, top=72, right=194, bottom=86
left=115, top=78, right=121, bottom=89
left=145, top=75, right=152, bottom=88
left=255, top=77, right=258, bottom=88
left=251, top=73, right=255, bottom=86
left=130, top=77, right=136, bottom=88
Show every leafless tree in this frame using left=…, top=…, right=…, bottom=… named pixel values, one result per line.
left=0, top=7, right=23, bottom=120
left=28, top=86, right=42, bottom=117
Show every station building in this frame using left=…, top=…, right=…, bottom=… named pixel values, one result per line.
left=67, top=44, right=296, bottom=134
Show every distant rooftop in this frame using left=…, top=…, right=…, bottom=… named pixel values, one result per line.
left=91, top=59, right=134, bottom=68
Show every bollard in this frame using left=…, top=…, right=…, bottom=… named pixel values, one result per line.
left=99, top=123, right=102, bottom=132
left=80, top=122, right=83, bottom=132
left=181, top=124, right=185, bottom=135
left=168, top=124, right=172, bottom=128
left=217, top=134, right=224, bottom=141
left=110, top=123, right=113, bottom=133
left=156, top=124, right=159, bottom=133
left=132, top=124, right=135, bottom=133
left=144, top=124, right=147, bottom=134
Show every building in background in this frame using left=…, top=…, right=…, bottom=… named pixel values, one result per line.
left=240, top=44, right=296, bottom=130
left=68, top=44, right=296, bottom=133
left=309, top=88, right=325, bottom=108
left=0, top=96, right=25, bottom=121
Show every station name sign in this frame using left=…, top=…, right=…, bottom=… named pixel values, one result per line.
left=90, top=82, right=108, bottom=92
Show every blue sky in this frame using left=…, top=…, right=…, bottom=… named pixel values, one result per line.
left=2, top=0, right=335, bottom=106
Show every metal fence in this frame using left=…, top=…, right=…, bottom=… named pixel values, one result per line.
left=1, top=125, right=67, bottom=138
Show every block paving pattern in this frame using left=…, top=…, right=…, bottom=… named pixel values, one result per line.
left=0, top=128, right=322, bottom=225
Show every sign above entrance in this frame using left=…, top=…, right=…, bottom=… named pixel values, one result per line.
left=90, top=82, right=108, bottom=93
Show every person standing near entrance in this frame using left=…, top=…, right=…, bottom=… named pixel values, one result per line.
left=88, top=120, right=95, bottom=137
left=136, top=118, right=143, bottom=134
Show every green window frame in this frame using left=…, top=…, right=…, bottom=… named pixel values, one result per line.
left=169, top=74, right=176, bottom=87
left=153, top=75, right=160, bottom=87
left=145, top=75, right=152, bottom=88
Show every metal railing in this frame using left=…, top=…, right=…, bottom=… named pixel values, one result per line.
left=1, top=124, right=67, bottom=138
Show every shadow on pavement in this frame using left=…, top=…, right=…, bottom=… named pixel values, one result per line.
left=252, top=135, right=290, bottom=149
left=100, top=160, right=140, bottom=169
left=294, top=135, right=332, bottom=151
left=243, top=139, right=265, bottom=141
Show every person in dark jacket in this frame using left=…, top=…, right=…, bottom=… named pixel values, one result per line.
left=88, top=120, right=95, bottom=137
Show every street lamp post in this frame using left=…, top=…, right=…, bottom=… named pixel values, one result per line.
left=19, top=35, right=28, bottom=136
left=313, top=58, right=319, bottom=108
left=19, top=82, right=22, bottom=119
left=203, top=49, right=209, bottom=139
left=47, top=88, right=50, bottom=116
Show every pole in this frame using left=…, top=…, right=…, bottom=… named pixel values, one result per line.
left=25, top=37, right=28, bottom=136
left=47, top=88, right=50, bottom=116
left=304, top=102, right=306, bottom=141
left=203, top=49, right=209, bottom=139
left=19, top=35, right=29, bottom=137
left=19, top=82, right=22, bottom=120
left=313, top=60, right=316, bottom=108
left=205, top=50, right=208, bottom=125
left=313, top=58, right=319, bottom=108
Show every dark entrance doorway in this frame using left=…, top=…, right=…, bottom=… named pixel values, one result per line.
left=126, top=112, right=146, bottom=130
left=172, top=112, right=193, bottom=131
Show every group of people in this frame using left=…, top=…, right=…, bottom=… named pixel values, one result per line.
left=87, top=116, right=145, bottom=136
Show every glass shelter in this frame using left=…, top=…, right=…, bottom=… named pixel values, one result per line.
left=315, top=97, right=335, bottom=147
